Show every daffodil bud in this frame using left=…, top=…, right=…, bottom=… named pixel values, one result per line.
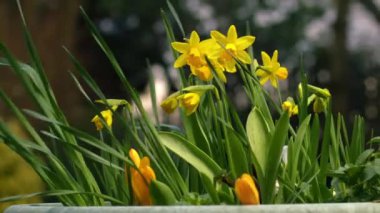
left=282, top=97, right=299, bottom=117
left=178, top=92, right=201, bottom=116
left=307, top=85, right=331, bottom=99
left=160, top=97, right=178, bottom=114
left=234, top=173, right=260, bottom=205
left=128, top=149, right=156, bottom=205
left=91, top=109, right=113, bottom=131
left=313, top=97, right=328, bottom=113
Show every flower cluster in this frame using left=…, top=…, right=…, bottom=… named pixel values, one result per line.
left=89, top=25, right=333, bottom=206
left=172, top=25, right=255, bottom=82
left=167, top=25, right=291, bottom=117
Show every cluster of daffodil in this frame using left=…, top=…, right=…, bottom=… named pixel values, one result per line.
left=90, top=25, right=331, bottom=206
left=171, top=25, right=254, bottom=82
left=162, top=25, right=292, bottom=117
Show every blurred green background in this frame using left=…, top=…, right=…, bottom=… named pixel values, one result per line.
left=0, top=0, right=379, bottom=210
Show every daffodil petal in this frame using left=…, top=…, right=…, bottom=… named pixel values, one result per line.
left=237, top=50, right=252, bottom=64
left=225, top=60, right=236, bottom=73
left=189, top=65, right=198, bottom=75
left=276, top=67, right=288, bottom=80
left=140, top=156, right=151, bottom=167
left=197, top=66, right=213, bottom=81
left=259, top=76, right=269, bottom=85
left=270, top=77, right=279, bottom=88
left=174, top=54, right=188, bottom=68
left=227, top=25, right=237, bottom=42
left=199, top=39, right=216, bottom=53
left=261, top=51, right=271, bottom=66
left=271, top=50, right=279, bottom=64
left=129, top=149, right=141, bottom=167
left=215, top=68, right=227, bottom=83
left=141, top=166, right=156, bottom=184
left=171, top=42, right=189, bottom=53
left=256, top=69, right=267, bottom=77
left=189, top=31, right=200, bottom=45
left=210, top=30, right=227, bottom=44
left=236, top=36, right=255, bottom=50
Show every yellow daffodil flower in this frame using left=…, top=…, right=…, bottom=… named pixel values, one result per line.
left=128, top=148, right=156, bottom=205
left=234, top=173, right=260, bottom=205
left=172, top=31, right=202, bottom=68
left=91, top=109, right=113, bottom=131
left=210, top=25, right=255, bottom=73
left=256, top=50, right=288, bottom=88
left=171, top=31, right=213, bottom=79
left=178, top=92, right=201, bottom=116
left=282, top=97, right=299, bottom=117
left=160, top=96, right=178, bottom=114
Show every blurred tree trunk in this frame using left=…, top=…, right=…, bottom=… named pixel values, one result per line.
left=0, top=0, right=83, bottom=123
left=331, top=0, right=350, bottom=115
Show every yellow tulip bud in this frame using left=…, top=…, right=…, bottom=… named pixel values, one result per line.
left=128, top=149, right=156, bottom=205
left=234, top=173, right=260, bottom=205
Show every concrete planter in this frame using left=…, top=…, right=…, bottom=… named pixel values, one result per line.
left=5, top=203, right=380, bottom=213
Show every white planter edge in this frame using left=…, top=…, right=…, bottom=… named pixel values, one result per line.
left=5, top=202, right=380, bottom=213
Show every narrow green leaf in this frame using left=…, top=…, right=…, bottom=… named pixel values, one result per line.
left=319, top=106, right=332, bottom=183
left=288, top=115, right=311, bottom=183
left=309, top=114, right=320, bottom=161
left=166, top=0, right=185, bottom=37
left=160, top=9, right=187, bottom=86
left=187, top=114, right=212, bottom=155
left=263, top=111, right=289, bottom=204
left=226, top=128, right=248, bottom=179
left=158, top=132, right=223, bottom=181
left=200, top=173, right=220, bottom=204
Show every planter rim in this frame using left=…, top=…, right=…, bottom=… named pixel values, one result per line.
left=5, top=202, right=380, bottom=213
